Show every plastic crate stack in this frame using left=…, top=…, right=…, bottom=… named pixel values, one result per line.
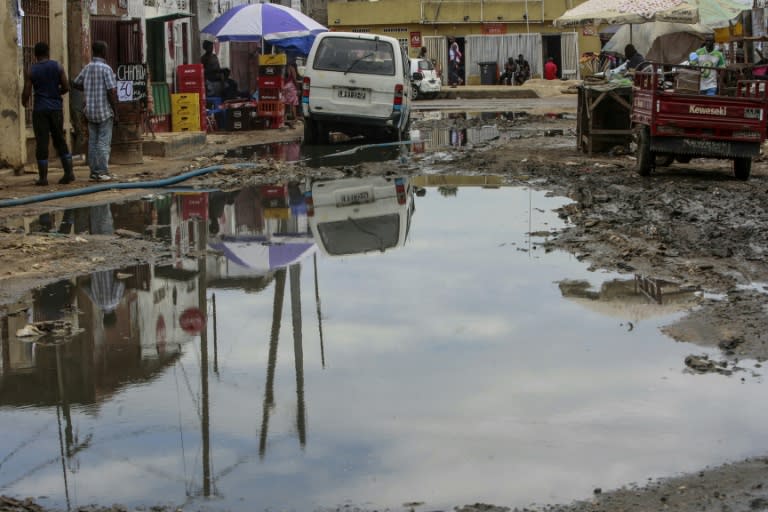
left=175, top=64, right=206, bottom=131
left=257, top=54, right=286, bottom=128
left=171, top=93, right=202, bottom=132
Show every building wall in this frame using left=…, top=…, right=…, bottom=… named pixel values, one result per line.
left=0, top=0, right=26, bottom=169
left=328, top=0, right=601, bottom=59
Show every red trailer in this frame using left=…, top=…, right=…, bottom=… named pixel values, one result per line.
left=631, top=64, right=768, bottom=180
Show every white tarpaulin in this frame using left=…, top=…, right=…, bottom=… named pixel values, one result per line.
left=555, top=0, right=750, bottom=28
left=603, top=22, right=712, bottom=56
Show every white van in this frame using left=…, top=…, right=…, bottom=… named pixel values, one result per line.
left=301, top=32, right=411, bottom=144
left=305, top=176, right=415, bottom=256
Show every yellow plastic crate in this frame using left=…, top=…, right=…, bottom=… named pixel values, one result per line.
left=171, top=92, right=200, bottom=110
left=259, top=53, right=287, bottom=66
left=173, top=117, right=202, bottom=132
left=172, top=103, right=201, bottom=119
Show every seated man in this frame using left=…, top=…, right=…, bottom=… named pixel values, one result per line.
left=498, top=57, right=517, bottom=85
left=624, top=44, right=646, bottom=71
left=220, top=68, right=240, bottom=101
left=514, top=54, right=531, bottom=85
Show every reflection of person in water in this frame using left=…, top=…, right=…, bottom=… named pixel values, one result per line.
left=208, top=191, right=237, bottom=235
left=86, top=269, right=125, bottom=327
left=90, top=203, right=114, bottom=235
left=86, top=203, right=122, bottom=326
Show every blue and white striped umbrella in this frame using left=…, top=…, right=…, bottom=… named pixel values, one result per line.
left=202, top=3, right=327, bottom=52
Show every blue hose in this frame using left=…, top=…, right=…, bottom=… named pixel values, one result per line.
left=0, top=162, right=258, bottom=208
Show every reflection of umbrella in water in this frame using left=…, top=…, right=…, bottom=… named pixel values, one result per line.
left=209, top=236, right=317, bottom=274
left=559, top=277, right=699, bottom=323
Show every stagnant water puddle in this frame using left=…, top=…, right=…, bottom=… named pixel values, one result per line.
left=224, top=112, right=509, bottom=166
left=1, top=177, right=764, bottom=512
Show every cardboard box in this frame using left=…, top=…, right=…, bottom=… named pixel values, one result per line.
left=675, top=69, right=700, bottom=94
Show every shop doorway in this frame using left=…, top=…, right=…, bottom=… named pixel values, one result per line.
left=542, top=34, right=562, bottom=79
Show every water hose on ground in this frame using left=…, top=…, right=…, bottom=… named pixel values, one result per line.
left=0, top=162, right=258, bottom=208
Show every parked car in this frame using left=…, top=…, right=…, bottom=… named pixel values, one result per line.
left=410, top=57, right=442, bottom=100
left=301, top=31, right=412, bottom=144
left=305, top=176, right=415, bottom=257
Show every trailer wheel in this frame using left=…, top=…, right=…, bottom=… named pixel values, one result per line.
left=636, top=126, right=653, bottom=177
left=734, top=158, right=752, bottom=181
left=676, top=155, right=692, bottom=164
left=655, top=154, right=675, bottom=167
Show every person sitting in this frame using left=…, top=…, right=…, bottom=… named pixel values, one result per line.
left=498, top=57, right=517, bottom=85
left=544, top=57, right=558, bottom=80
left=514, top=54, right=531, bottom=85
left=624, top=44, right=646, bottom=71
left=220, top=68, right=240, bottom=101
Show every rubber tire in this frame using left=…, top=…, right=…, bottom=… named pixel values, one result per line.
left=636, top=126, right=653, bottom=177
left=676, top=155, right=692, bottom=164
left=734, top=157, right=752, bottom=181
left=655, top=154, right=675, bottom=167
left=303, top=119, right=317, bottom=145
left=411, top=84, right=419, bottom=101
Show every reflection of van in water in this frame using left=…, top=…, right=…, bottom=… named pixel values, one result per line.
left=306, top=176, right=414, bottom=256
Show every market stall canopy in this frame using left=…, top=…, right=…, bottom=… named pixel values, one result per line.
left=554, top=0, right=700, bottom=27
left=201, top=3, right=328, bottom=54
left=603, top=21, right=712, bottom=62
left=555, top=0, right=751, bottom=28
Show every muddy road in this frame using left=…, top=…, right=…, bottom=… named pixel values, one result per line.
left=2, top=102, right=768, bottom=512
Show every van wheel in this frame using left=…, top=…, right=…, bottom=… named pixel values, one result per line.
left=734, top=157, right=752, bottom=180
left=303, top=119, right=317, bottom=145
left=636, top=126, right=653, bottom=177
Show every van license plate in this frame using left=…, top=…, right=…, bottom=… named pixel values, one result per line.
left=338, top=191, right=371, bottom=205
left=337, top=88, right=367, bottom=100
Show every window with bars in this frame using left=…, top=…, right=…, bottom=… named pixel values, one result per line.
left=351, top=28, right=371, bottom=33
left=383, top=27, right=407, bottom=33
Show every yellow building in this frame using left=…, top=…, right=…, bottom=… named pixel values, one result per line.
left=327, top=0, right=601, bottom=83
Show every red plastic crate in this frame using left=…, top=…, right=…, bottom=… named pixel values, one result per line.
left=178, top=78, right=205, bottom=93
left=177, top=64, right=204, bottom=79
left=259, top=87, right=281, bottom=100
left=258, top=100, right=284, bottom=118
left=259, top=76, right=284, bottom=89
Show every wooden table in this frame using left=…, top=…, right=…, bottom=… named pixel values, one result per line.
left=577, top=84, right=634, bottom=155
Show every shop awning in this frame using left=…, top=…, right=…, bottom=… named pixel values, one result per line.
left=147, top=12, right=194, bottom=22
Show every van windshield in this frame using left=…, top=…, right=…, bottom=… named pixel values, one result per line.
left=314, top=37, right=396, bottom=76
left=317, top=215, right=400, bottom=255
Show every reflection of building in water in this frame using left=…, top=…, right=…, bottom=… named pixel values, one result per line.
left=411, top=175, right=503, bottom=188
left=206, top=184, right=316, bottom=281
left=558, top=276, right=700, bottom=323
left=0, top=262, right=199, bottom=406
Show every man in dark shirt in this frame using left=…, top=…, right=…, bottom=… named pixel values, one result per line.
left=22, top=42, right=75, bottom=185
left=624, top=44, right=646, bottom=70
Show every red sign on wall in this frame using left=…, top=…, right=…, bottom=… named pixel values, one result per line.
left=410, top=31, right=422, bottom=48
left=482, top=23, right=507, bottom=35
left=180, top=308, right=205, bottom=335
